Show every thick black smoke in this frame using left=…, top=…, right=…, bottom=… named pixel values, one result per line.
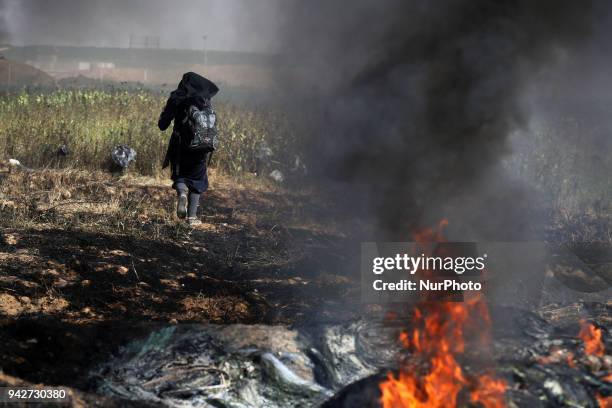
left=280, top=0, right=598, bottom=240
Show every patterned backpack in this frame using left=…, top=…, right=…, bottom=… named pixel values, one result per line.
left=182, top=104, right=218, bottom=152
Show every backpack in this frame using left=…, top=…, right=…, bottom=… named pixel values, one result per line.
left=182, top=104, right=218, bottom=152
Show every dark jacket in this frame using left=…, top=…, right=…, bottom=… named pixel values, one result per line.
left=159, top=72, right=219, bottom=194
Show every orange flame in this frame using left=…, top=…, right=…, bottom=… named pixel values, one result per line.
left=380, top=221, right=506, bottom=408
left=380, top=298, right=506, bottom=408
left=579, top=320, right=605, bottom=357
left=597, top=394, right=612, bottom=408
left=412, top=219, right=449, bottom=243
left=537, top=346, right=576, bottom=367
left=471, top=375, right=507, bottom=408
left=579, top=321, right=609, bottom=407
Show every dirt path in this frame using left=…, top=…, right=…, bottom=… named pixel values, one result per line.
left=0, top=168, right=364, bottom=391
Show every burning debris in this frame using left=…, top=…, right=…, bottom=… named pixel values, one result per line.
left=379, top=298, right=506, bottom=408
left=322, top=305, right=611, bottom=408
left=580, top=320, right=606, bottom=357
left=90, top=224, right=611, bottom=407
left=378, top=222, right=506, bottom=408
left=326, top=221, right=610, bottom=408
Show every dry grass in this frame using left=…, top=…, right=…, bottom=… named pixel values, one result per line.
left=0, top=89, right=299, bottom=176
left=0, top=167, right=356, bottom=325
left=504, top=119, right=612, bottom=243
left=1, top=167, right=181, bottom=240
left=0, top=166, right=298, bottom=242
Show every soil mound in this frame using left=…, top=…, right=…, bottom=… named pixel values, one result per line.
left=0, top=57, right=55, bottom=87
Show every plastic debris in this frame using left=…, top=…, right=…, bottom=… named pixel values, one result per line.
left=8, top=159, right=22, bottom=167
left=111, top=145, right=137, bottom=169
left=269, top=169, right=285, bottom=183
left=6, top=158, right=31, bottom=172
left=256, top=145, right=274, bottom=161
left=291, top=155, right=308, bottom=175
left=57, top=144, right=69, bottom=157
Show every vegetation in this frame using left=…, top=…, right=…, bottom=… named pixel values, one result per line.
left=0, top=89, right=297, bottom=176
left=505, top=118, right=612, bottom=214
left=0, top=89, right=608, bottom=245
left=504, top=116, right=612, bottom=242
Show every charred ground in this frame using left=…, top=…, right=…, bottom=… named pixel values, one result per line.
left=0, top=168, right=366, bottom=391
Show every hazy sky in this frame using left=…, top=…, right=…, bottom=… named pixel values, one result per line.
left=1, top=0, right=285, bottom=52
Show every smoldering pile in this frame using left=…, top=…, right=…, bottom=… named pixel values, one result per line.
left=86, top=240, right=612, bottom=407
left=90, top=304, right=610, bottom=408
left=324, top=309, right=611, bottom=408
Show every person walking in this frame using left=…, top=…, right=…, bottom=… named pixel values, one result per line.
left=159, top=72, right=219, bottom=226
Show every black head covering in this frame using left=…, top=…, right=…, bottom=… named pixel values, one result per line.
left=171, top=72, right=219, bottom=107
